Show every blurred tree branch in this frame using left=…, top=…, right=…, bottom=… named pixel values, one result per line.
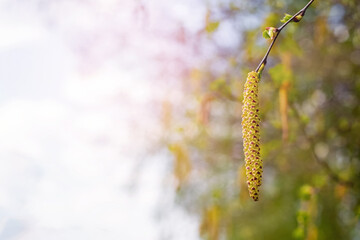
left=291, top=104, right=354, bottom=188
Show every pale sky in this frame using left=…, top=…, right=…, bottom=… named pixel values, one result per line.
left=0, top=0, right=204, bottom=239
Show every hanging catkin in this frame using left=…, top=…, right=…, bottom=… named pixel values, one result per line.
left=242, top=71, right=263, bottom=201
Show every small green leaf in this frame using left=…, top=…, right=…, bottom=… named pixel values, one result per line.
left=264, top=27, right=277, bottom=40
left=206, top=21, right=220, bottom=33
left=263, top=30, right=271, bottom=39
left=281, top=13, right=292, bottom=23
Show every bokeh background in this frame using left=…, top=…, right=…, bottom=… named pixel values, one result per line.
left=0, top=0, right=359, bottom=239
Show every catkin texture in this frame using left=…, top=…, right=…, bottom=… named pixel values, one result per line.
left=242, top=71, right=263, bottom=201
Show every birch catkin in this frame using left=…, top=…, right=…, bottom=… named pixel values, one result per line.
left=242, top=71, right=262, bottom=201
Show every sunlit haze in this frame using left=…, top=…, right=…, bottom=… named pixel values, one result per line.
left=0, top=0, right=213, bottom=239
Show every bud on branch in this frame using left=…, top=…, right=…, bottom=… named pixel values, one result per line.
left=256, top=0, right=315, bottom=73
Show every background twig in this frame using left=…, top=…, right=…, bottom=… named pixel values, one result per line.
left=291, top=104, right=354, bottom=188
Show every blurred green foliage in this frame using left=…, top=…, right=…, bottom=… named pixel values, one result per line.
left=164, top=0, right=360, bottom=239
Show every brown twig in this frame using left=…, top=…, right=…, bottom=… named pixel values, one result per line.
left=255, top=0, right=315, bottom=72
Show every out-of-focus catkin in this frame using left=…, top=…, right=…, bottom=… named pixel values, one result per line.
left=242, top=71, right=263, bottom=201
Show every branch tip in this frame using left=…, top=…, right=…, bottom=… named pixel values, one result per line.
left=255, top=0, right=314, bottom=72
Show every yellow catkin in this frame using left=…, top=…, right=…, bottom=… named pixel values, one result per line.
left=242, top=71, right=263, bottom=201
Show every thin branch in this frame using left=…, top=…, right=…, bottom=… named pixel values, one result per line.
left=255, top=0, right=315, bottom=72
left=291, top=104, right=354, bottom=188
